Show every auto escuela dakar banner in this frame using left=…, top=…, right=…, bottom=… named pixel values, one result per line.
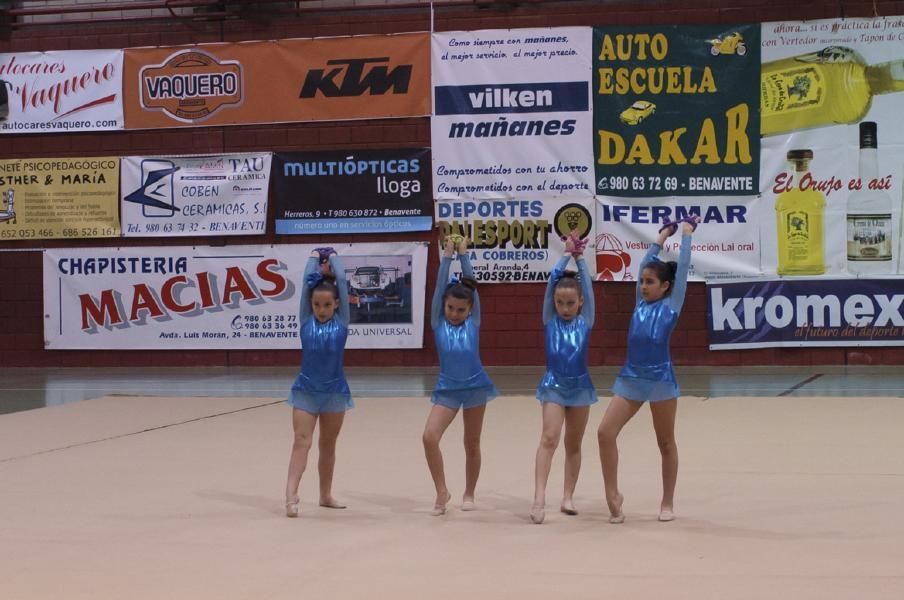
left=44, top=243, right=428, bottom=350
left=708, top=277, right=904, bottom=349
left=272, top=149, right=432, bottom=234
left=121, top=153, right=271, bottom=237
left=432, top=28, right=595, bottom=200
left=435, top=197, right=596, bottom=282
left=593, top=25, right=760, bottom=197
left=123, top=34, right=430, bottom=129
left=0, top=49, right=124, bottom=134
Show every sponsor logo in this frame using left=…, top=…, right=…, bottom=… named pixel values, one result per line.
left=124, top=159, right=180, bottom=217
left=435, top=82, right=588, bottom=115
left=300, top=57, right=412, bottom=98
left=140, top=50, right=243, bottom=122
left=594, top=233, right=632, bottom=281
left=553, top=203, right=592, bottom=240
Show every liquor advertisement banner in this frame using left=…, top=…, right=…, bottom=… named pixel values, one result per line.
left=593, top=25, right=760, bottom=197
left=43, top=242, right=428, bottom=350
left=708, top=277, right=904, bottom=349
left=0, top=50, right=124, bottom=134
left=272, top=149, right=432, bottom=234
left=434, top=197, right=596, bottom=282
left=432, top=28, right=595, bottom=199
left=760, top=17, right=904, bottom=278
left=123, top=34, right=430, bottom=129
left=595, top=195, right=760, bottom=281
left=0, top=157, right=120, bottom=241
left=121, top=153, right=271, bottom=237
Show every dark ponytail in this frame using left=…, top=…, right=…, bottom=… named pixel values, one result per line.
left=643, top=260, right=677, bottom=295
left=553, top=270, right=582, bottom=295
left=311, top=272, right=339, bottom=299
left=444, top=276, right=477, bottom=304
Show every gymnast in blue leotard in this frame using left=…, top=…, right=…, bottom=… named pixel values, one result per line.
left=529, top=232, right=596, bottom=524
left=285, top=248, right=351, bottom=518
left=422, top=235, right=497, bottom=516
left=597, top=216, right=699, bottom=525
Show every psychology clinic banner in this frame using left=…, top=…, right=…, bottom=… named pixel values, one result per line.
left=272, top=149, right=432, bottom=234
left=43, top=243, right=428, bottom=350
left=123, top=34, right=429, bottom=129
left=434, top=197, right=596, bottom=282
left=0, top=157, right=120, bottom=240
left=0, top=50, right=124, bottom=133
left=708, top=277, right=904, bottom=349
left=595, top=196, right=760, bottom=281
left=593, top=25, right=760, bottom=196
left=121, top=153, right=271, bottom=237
left=432, top=28, right=595, bottom=199
left=759, top=17, right=904, bottom=278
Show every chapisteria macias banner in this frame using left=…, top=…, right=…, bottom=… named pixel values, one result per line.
left=593, top=25, right=760, bottom=197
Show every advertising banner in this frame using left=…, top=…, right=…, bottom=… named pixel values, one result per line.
left=0, top=157, right=119, bottom=240
left=272, top=149, right=431, bottom=234
left=593, top=25, right=760, bottom=196
left=121, top=153, right=271, bottom=237
left=434, top=197, right=596, bottom=282
left=432, top=28, right=595, bottom=199
left=708, top=277, right=904, bottom=348
left=43, top=243, right=428, bottom=350
left=0, top=49, right=124, bottom=133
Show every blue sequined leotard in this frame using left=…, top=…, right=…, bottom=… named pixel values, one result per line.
left=431, top=253, right=497, bottom=410
left=613, top=234, right=691, bottom=402
left=288, top=255, right=353, bottom=414
left=536, top=255, right=597, bottom=407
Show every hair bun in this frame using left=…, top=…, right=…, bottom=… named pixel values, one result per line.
left=459, top=276, right=478, bottom=290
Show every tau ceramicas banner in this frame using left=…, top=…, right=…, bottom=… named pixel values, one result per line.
left=43, top=242, right=428, bottom=350
left=0, top=157, right=120, bottom=241
left=273, top=149, right=432, bottom=234
left=593, top=25, right=760, bottom=197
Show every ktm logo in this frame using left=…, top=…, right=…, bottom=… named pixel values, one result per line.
left=300, top=57, right=412, bottom=98
left=140, top=50, right=243, bottom=123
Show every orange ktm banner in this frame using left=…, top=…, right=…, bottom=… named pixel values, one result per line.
left=123, top=33, right=430, bottom=129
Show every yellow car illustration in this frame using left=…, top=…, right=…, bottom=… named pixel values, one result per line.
left=707, top=32, right=746, bottom=56
left=619, top=100, right=656, bottom=125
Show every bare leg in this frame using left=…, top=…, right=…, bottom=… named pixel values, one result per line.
left=531, top=402, right=565, bottom=524
left=285, top=408, right=318, bottom=517
left=317, top=411, right=347, bottom=509
left=650, top=398, right=678, bottom=521
left=597, top=395, right=642, bottom=522
left=561, top=405, right=590, bottom=515
left=461, top=403, right=487, bottom=510
left=422, top=404, right=458, bottom=515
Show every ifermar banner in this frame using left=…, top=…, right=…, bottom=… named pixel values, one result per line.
left=431, top=28, right=595, bottom=199
left=0, top=157, right=120, bottom=241
left=593, top=25, right=760, bottom=197
left=121, top=153, right=271, bottom=237
left=0, top=50, right=124, bottom=134
left=43, top=243, right=428, bottom=350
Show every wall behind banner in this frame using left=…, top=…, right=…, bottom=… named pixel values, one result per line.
left=1, top=0, right=902, bottom=368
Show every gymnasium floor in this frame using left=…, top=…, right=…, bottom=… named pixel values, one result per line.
left=1, top=366, right=902, bottom=599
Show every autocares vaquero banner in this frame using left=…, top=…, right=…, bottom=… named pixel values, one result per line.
left=0, top=50, right=124, bottom=134
left=0, top=157, right=120, bottom=241
left=272, top=149, right=431, bottom=234
left=593, top=25, right=760, bottom=196
left=43, top=242, right=428, bottom=350
left=432, top=28, right=595, bottom=199
left=434, top=197, right=596, bottom=283
left=708, top=277, right=904, bottom=349
left=123, top=33, right=430, bottom=129
left=121, top=153, right=271, bottom=237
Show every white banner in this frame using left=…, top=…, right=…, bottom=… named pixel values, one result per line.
left=0, top=50, right=124, bottom=133
left=431, top=28, right=595, bottom=199
left=595, top=196, right=761, bottom=281
left=44, top=243, right=427, bottom=349
left=435, top=197, right=596, bottom=282
left=121, top=153, right=271, bottom=237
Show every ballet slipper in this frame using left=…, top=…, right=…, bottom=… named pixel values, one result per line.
left=285, top=498, right=300, bottom=518
left=658, top=510, right=675, bottom=522
left=319, top=498, right=347, bottom=509
left=431, top=491, right=451, bottom=516
left=607, top=493, right=625, bottom=524
left=560, top=499, right=578, bottom=516
left=529, top=505, right=546, bottom=524
left=461, top=498, right=477, bottom=511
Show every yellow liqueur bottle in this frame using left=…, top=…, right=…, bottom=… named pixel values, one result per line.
left=761, top=47, right=904, bottom=136
left=776, top=150, right=826, bottom=275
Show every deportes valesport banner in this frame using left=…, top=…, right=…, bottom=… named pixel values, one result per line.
left=0, top=50, right=124, bottom=133
left=43, top=242, right=428, bottom=350
left=434, top=197, right=596, bottom=283
left=121, top=153, right=271, bottom=237
left=593, top=25, right=760, bottom=197
left=594, top=195, right=761, bottom=281
left=432, top=28, right=595, bottom=199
